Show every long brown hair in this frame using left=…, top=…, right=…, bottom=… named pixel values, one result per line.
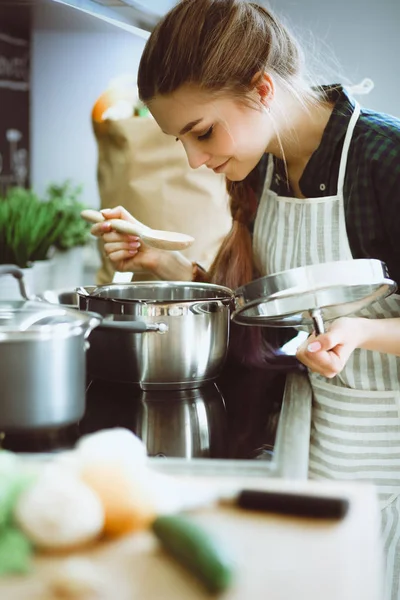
left=138, top=0, right=311, bottom=368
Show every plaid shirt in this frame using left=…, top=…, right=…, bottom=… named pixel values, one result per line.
left=270, top=85, right=400, bottom=286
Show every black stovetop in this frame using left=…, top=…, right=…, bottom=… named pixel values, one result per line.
left=1, top=365, right=286, bottom=460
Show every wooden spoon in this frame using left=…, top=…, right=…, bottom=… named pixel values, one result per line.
left=81, top=209, right=194, bottom=251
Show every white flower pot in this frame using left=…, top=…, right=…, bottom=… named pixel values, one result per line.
left=50, top=246, right=85, bottom=290
left=31, top=259, right=54, bottom=295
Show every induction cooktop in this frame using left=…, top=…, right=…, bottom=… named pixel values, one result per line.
left=1, top=365, right=286, bottom=462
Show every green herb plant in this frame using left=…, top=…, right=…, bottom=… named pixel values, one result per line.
left=44, top=181, right=92, bottom=251
left=0, top=182, right=92, bottom=269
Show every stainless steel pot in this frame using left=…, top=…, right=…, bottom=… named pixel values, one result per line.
left=0, top=266, right=102, bottom=431
left=77, top=281, right=234, bottom=390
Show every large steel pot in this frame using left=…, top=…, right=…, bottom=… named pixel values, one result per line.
left=77, top=281, right=234, bottom=390
left=0, top=266, right=103, bottom=431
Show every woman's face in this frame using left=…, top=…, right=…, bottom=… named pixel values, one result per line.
left=148, top=84, right=271, bottom=181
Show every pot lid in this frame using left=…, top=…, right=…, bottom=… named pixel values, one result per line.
left=232, top=259, right=397, bottom=334
left=0, top=300, right=100, bottom=333
left=77, top=281, right=234, bottom=302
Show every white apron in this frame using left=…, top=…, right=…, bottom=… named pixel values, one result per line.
left=253, top=102, right=400, bottom=600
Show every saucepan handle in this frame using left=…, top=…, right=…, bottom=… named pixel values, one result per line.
left=190, top=299, right=231, bottom=315
left=98, top=320, right=168, bottom=334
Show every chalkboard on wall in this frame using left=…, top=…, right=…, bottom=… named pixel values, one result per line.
left=0, top=8, right=30, bottom=196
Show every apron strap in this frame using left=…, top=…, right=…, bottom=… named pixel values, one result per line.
left=337, top=101, right=361, bottom=195
left=265, top=153, right=275, bottom=190
left=248, top=153, right=270, bottom=236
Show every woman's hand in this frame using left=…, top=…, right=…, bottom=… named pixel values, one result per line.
left=296, top=315, right=400, bottom=378
left=90, top=206, right=193, bottom=280
left=296, top=317, right=366, bottom=378
left=90, top=206, right=162, bottom=274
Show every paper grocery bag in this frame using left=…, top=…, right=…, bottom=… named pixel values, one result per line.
left=92, top=116, right=232, bottom=283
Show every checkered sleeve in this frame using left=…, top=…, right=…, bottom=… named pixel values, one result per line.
left=369, top=132, right=400, bottom=284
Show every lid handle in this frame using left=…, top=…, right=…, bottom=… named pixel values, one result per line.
left=310, top=308, right=325, bottom=335
left=0, top=264, right=32, bottom=300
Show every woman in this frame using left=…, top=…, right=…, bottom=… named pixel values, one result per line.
left=92, top=1, right=400, bottom=596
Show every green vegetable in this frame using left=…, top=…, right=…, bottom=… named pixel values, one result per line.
left=0, top=475, right=35, bottom=531
left=0, top=453, right=23, bottom=530
left=0, top=451, right=36, bottom=531
left=0, top=527, right=33, bottom=576
left=152, top=514, right=235, bottom=594
left=0, top=475, right=19, bottom=530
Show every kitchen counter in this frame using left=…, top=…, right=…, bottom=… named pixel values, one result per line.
left=0, top=370, right=381, bottom=600
left=0, top=476, right=383, bottom=600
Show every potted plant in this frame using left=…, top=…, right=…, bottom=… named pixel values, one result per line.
left=44, top=181, right=93, bottom=289
left=0, top=182, right=92, bottom=298
left=0, top=186, right=65, bottom=298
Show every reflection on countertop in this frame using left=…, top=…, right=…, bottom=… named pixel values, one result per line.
left=80, top=365, right=286, bottom=461
left=1, top=362, right=312, bottom=480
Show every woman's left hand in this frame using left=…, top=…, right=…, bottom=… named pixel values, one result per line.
left=296, top=317, right=365, bottom=378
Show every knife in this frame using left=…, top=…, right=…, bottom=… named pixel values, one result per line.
left=220, top=489, right=349, bottom=520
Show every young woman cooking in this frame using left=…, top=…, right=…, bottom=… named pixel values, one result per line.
left=91, top=1, right=400, bottom=596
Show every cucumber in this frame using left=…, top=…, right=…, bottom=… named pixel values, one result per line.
left=152, top=514, right=235, bottom=594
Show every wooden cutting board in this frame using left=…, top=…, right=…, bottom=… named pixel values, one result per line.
left=0, top=477, right=383, bottom=600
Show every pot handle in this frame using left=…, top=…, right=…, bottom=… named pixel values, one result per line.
left=83, top=312, right=103, bottom=339
left=99, top=320, right=168, bottom=334
left=190, top=299, right=231, bottom=315
left=0, top=264, right=32, bottom=300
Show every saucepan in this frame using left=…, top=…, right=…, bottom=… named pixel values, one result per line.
left=232, top=258, right=397, bottom=333
left=76, top=281, right=234, bottom=390
left=0, top=265, right=103, bottom=431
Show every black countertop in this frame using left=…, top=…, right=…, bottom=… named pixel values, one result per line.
left=1, top=364, right=286, bottom=461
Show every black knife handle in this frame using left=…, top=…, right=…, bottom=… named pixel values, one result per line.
left=236, top=489, right=349, bottom=519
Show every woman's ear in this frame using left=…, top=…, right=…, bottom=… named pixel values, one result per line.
left=250, top=71, right=274, bottom=108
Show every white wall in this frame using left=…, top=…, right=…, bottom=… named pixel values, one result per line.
left=31, top=2, right=146, bottom=205
left=268, top=0, right=400, bottom=117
